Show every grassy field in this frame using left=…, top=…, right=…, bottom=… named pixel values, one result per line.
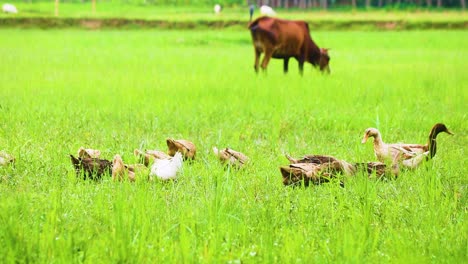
left=0, top=28, right=467, bottom=262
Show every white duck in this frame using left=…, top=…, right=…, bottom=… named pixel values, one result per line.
left=149, top=152, right=183, bottom=181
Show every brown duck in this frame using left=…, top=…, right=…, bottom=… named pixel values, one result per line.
left=70, top=154, right=112, bottom=180
left=281, top=154, right=356, bottom=187
left=166, top=138, right=196, bottom=160
left=285, top=154, right=396, bottom=179
left=280, top=161, right=349, bottom=187
left=112, top=154, right=148, bottom=182
left=213, top=147, right=249, bottom=169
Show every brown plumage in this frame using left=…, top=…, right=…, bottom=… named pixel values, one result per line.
left=285, top=154, right=341, bottom=164
left=284, top=154, right=356, bottom=175
left=283, top=154, right=398, bottom=183
left=77, top=147, right=101, bottom=159
left=280, top=161, right=347, bottom=187
left=166, top=139, right=196, bottom=160
left=111, top=154, right=147, bottom=182
left=70, top=154, right=112, bottom=180
left=281, top=154, right=356, bottom=187
left=361, top=123, right=453, bottom=168
left=352, top=162, right=398, bottom=178
left=134, top=149, right=170, bottom=167
left=112, top=154, right=135, bottom=182
left=213, top=147, right=249, bottom=169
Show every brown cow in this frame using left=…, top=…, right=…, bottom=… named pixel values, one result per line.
left=249, top=16, right=330, bottom=74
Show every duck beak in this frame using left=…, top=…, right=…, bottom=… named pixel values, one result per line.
left=446, top=129, right=454, bottom=135
left=361, top=134, right=369, bottom=144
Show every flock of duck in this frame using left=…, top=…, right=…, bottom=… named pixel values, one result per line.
left=0, top=123, right=453, bottom=187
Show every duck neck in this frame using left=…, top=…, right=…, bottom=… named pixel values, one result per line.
left=372, top=134, right=384, bottom=149
left=428, top=128, right=440, bottom=159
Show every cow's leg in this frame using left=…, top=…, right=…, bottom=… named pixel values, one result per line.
left=254, top=49, right=261, bottom=73
left=283, top=58, right=290, bottom=73
left=298, top=57, right=305, bottom=76
left=261, top=49, right=273, bottom=72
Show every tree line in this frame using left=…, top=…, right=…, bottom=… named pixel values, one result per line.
left=9, top=0, right=466, bottom=9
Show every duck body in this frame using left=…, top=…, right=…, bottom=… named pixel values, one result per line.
left=285, top=154, right=355, bottom=175
left=112, top=154, right=148, bottom=182
left=213, top=147, right=249, bottom=169
left=70, top=154, right=112, bottom=180
left=166, top=139, right=196, bottom=160
left=352, top=162, right=397, bottom=178
left=281, top=154, right=356, bottom=187
left=149, top=152, right=183, bottom=181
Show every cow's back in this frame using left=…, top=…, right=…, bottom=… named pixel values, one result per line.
left=249, top=17, right=307, bottom=57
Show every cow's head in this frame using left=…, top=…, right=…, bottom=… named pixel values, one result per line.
left=319, top=48, right=330, bottom=73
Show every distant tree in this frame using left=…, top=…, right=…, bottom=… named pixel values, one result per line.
left=437, top=0, right=442, bottom=7
left=321, top=0, right=328, bottom=9
left=461, top=0, right=466, bottom=9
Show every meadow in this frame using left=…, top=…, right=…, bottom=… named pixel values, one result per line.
left=0, top=28, right=467, bottom=262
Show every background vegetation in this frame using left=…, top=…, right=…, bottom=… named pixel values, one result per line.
left=0, top=28, right=466, bottom=262
left=2, top=0, right=466, bottom=9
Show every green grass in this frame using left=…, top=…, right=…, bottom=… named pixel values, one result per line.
left=0, top=29, right=467, bottom=262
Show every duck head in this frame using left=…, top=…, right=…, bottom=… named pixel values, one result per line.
left=112, top=154, right=126, bottom=180
left=431, top=123, right=454, bottom=137
left=361, top=128, right=380, bottom=144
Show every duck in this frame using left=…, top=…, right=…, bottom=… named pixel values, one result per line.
left=281, top=154, right=357, bottom=187
left=112, top=154, right=148, bottom=182
left=213, top=147, right=249, bottom=169
left=285, top=154, right=397, bottom=179
left=134, top=149, right=170, bottom=167
left=149, top=152, right=183, bottom=181
left=0, top=151, right=15, bottom=166
left=284, top=154, right=356, bottom=175
left=166, top=138, right=196, bottom=160
left=70, top=154, right=112, bottom=180
left=361, top=123, right=453, bottom=168
left=286, top=154, right=342, bottom=165
left=280, top=161, right=349, bottom=187
left=77, top=147, right=101, bottom=159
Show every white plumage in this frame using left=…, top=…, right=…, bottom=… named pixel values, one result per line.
left=2, top=3, right=18, bottom=14
left=214, top=4, right=222, bottom=14
left=149, top=152, right=183, bottom=181
left=260, top=5, right=275, bottom=16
